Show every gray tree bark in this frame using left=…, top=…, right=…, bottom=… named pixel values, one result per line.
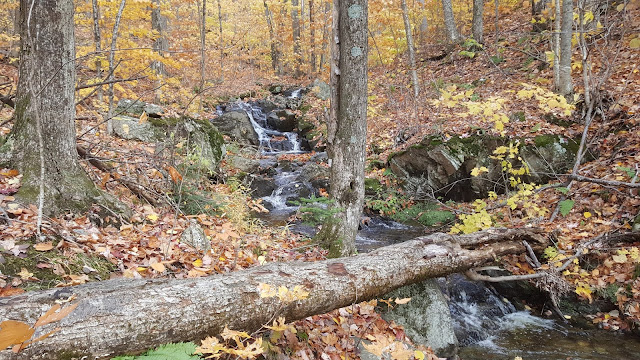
left=291, top=0, right=302, bottom=77
left=106, top=0, right=126, bottom=135
left=263, top=0, right=281, bottom=73
left=151, top=0, right=169, bottom=102
left=319, top=0, right=330, bottom=70
left=309, top=0, right=316, bottom=73
left=401, top=0, right=420, bottom=100
left=557, top=0, right=574, bottom=96
left=441, top=0, right=461, bottom=42
left=316, top=0, right=368, bottom=257
left=0, top=229, right=546, bottom=359
left=7, top=0, right=125, bottom=216
left=91, top=0, right=103, bottom=102
left=472, top=0, right=484, bottom=43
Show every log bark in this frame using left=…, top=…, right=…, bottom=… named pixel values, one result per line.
left=0, top=228, right=546, bottom=359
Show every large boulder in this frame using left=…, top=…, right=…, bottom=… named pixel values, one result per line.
left=210, top=111, right=259, bottom=146
left=112, top=115, right=161, bottom=142
left=380, top=279, right=459, bottom=359
left=266, top=109, right=297, bottom=132
left=389, top=134, right=578, bottom=202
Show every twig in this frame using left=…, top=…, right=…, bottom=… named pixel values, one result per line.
left=75, top=76, right=145, bottom=90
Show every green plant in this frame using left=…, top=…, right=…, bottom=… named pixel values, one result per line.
left=392, top=202, right=454, bottom=227
left=112, top=342, right=200, bottom=360
left=365, top=188, right=411, bottom=217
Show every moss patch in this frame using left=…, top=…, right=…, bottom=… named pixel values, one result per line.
left=1, top=239, right=114, bottom=291
left=392, top=202, right=455, bottom=227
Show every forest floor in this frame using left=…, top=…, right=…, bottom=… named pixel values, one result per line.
left=0, top=2, right=639, bottom=359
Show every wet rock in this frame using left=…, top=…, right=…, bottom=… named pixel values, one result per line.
left=266, top=109, right=297, bottom=132
left=210, top=111, right=259, bottom=146
left=380, top=279, right=459, bottom=358
left=389, top=134, right=578, bottom=202
left=227, top=155, right=260, bottom=174
left=112, top=115, right=160, bottom=142
left=268, top=84, right=284, bottom=94
left=248, top=175, right=277, bottom=198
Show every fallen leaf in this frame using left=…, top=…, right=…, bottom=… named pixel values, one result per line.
left=0, top=320, right=34, bottom=350
left=34, top=242, right=54, bottom=252
left=17, top=268, right=34, bottom=280
left=150, top=262, right=166, bottom=273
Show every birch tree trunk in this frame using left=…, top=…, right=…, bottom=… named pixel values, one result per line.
left=441, top=0, right=461, bottom=42
left=199, top=0, right=207, bottom=111
left=557, top=0, right=574, bottom=96
left=472, top=0, right=484, bottom=43
left=217, top=0, right=224, bottom=81
left=0, top=229, right=546, bottom=359
left=401, top=0, right=420, bottom=101
left=315, top=0, right=368, bottom=257
left=8, top=0, right=126, bottom=216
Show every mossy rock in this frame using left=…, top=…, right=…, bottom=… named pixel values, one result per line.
left=388, top=133, right=578, bottom=202
left=364, top=178, right=383, bottom=195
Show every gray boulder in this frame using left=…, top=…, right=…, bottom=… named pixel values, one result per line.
left=211, top=111, right=259, bottom=146
left=180, top=220, right=210, bottom=251
left=116, top=99, right=163, bottom=117
left=112, top=115, right=160, bottom=142
left=310, top=79, right=330, bottom=100
left=389, top=134, right=578, bottom=202
left=380, top=279, right=459, bottom=359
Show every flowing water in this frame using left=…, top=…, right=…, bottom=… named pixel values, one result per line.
left=221, top=93, right=640, bottom=360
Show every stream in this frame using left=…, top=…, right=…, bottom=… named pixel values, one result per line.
left=222, top=94, right=640, bottom=360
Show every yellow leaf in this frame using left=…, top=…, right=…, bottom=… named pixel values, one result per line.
left=0, top=320, right=35, bottom=350
left=34, top=242, right=54, bottom=251
left=139, top=112, right=148, bottom=124
left=192, top=259, right=203, bottom=267
left=612, top=254, right=627, bottom=263
left=395, top=297, right=411, bottom=305
left=414, top=350, right=425, bottom=360
left=18, top=268, right=33, bottom=280
left=630, top=37, right=640, bottom=49
left=583, top=212, right=592, bottom=218
left=150, top=262, right=166, bottom=273
left=146, top=213, right=158, bottom=222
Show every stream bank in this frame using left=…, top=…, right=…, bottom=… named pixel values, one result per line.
left=213, top=89, right=640, bottom=360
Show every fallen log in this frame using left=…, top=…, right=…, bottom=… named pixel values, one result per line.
left=0, top=228, right=546, bottom=359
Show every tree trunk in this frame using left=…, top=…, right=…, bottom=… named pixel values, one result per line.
left=316, top=0, right=368, bottom=257
left=91, top=0, right=103, bottom=102
left=151, top=0, right=169, bottom=103
left=309, top=0, right=316, bottom=73
left=106, top=0, right=126, bottom=135
left=217, top=0, right=224, bottom=81
left=401, top=0, right=419, bottom=101
left=7, top=0, right=124, bottom=217
left=557, top=0, right=574, bottom=96
left=532, top=0, right=551, bottom=32
left=472, top=0, right=484, bottom=43
left=291, top=0, right=302, bottom=77
left=319, top=0, right=330, bottom=70
left=441, top=0, right=460, bottom=42
left=199, top=0, right=207, bottom=111
left=552, top=0, right=561, bottom=90
left=263, top=0, right=281, bottom=73
left=0, top=229, right=546, bottom=359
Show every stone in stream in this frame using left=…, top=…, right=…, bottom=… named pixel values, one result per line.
left=380, top=279, right=459, bottom=359
left=266, top=109, right=298, bottom=132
